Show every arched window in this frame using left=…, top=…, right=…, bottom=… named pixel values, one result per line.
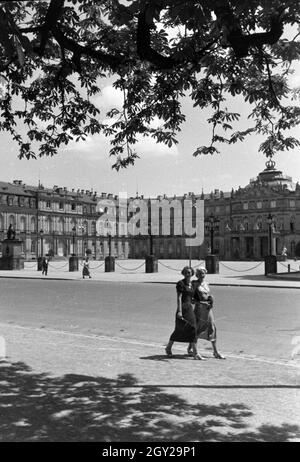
left=44, top=218, right=49, bottom=233
left=91, top=221, right=96, bottom=235
left=83, top=221, right=88, bottom=235
left=290, top=216, right=295, bottom=233
left=243, top=218, right=249, bottom=231
left=291, top=241, right=295, bottom=255
left=30, top=217, right=36, bottom=232
left=255, top=217, right=262, bottom=230
left=58, top=218, right=64, bottom=234
left=48, top=217, right=53, bottom=233
left=120, top=223, right=126, bottom=236
left=20, top=216, right=26, bottom=232
left=31, top=240, right=36, bottom=253
left=9, top=215, right=15, bottom=226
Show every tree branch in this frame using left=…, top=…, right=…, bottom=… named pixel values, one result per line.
left=136, top=1, right=215, bottom=70
left=39, top=0, right=65, bottom=55
left=213, top=1, right=285, bottom=57
left=52, top=26, right=127, bottom=72
left=136, top=4, right=178, bottom=69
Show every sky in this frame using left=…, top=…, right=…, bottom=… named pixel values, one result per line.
left=1, top=32, right=300, bottom=198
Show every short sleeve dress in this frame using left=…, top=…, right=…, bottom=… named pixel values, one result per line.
left=193, top=280, right=217, bottom=342
left=169, top=279, right=197, bottom=343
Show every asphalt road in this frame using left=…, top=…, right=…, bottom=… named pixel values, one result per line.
left=0, top=279, right=300, bottom=442
left=0, top=278, right=299, bottom=361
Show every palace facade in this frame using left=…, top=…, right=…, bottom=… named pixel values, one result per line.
left=0, top=161, right=299, bottom=260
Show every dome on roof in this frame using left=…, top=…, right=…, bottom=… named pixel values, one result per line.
left=248, top=160, right=296, bottom=191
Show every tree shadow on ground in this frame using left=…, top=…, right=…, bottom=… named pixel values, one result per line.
left=0, top=360, right=299, bottom=442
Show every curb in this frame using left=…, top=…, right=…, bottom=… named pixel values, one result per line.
left=0, top=274, right=299, bottom=289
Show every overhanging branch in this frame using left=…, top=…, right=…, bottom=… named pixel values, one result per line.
left=136, top=1, right=215, bottom=70
left=39, top=0, right=65, bottom=55
left=213, top=1, right=285, bottom=57
left=52, top=26, right=127, bottom=71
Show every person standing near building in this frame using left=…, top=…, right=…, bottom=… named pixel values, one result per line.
left=41, top=256, right=48, bottom=276
left=165, top=266, right=200, bottom=359
left=82, top=257, right=92, bottom=279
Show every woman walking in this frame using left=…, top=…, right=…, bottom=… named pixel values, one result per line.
left=165, top=266, right=201, bottom=359
left=82, top=258, right=92, bottom=279
left=188, top=267, right=225, bottom=359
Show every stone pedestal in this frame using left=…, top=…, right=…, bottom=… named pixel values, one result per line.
left=264, top=255, right=277, bottom=275
left=0, top=239, right=24, bottom=270
left=205, top=255, right=219, bottom=274
left=37, top=256, right=43, bottom=271
left=69, top=255, right=79, bottom=272
left=145, top=255, right=158, bottom=273
left=276, top=255, right=287, bottom=262
left=105, top=256, right=115, bottom=272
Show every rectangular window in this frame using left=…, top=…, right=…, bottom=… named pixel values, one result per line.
left=46, top=201, right=51, bottom=208
left=290, top=200, right=296, bottom=208
left=59, top=202, right=64, bottom=210
left=243, top=203, right=248, bottom=210
left=270, top=200, right=276, bottom=208
left=71, top=203, right=76, bottom=211
left=257, top=202, right=262, bottom=209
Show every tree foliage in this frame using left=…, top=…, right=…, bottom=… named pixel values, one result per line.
left=0, top=0, right=300, bottom=169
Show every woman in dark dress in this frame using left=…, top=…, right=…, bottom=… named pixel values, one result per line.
left=165, top=266, right=201, bottom=359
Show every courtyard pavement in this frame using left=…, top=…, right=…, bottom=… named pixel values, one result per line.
left=1, top=263, right=300, bottom=441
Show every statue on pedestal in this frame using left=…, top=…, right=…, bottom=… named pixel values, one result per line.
left=7, top=224, right=16, bottom=240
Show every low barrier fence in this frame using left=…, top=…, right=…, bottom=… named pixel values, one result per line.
left=21, top=259, right=300, bottom=275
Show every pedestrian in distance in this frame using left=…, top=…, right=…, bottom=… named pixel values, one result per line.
left=82, top=257, right=92, bottom=279
left=41, top=256, right=48, bottom=276
left=187, top=267, right=225, bottom=360
left=165, top=266, right=201, bottom=359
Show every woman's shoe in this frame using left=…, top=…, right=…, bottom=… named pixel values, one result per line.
left=165, top=347, right=173, bottom=357
left=193, top=354, right=204, bottom=360
left=213, top=352, right=226, bottom=359
left=187, top=347, right=194, bottom=356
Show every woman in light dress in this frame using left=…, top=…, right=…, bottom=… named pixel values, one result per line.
left=187, top=267, right=225, bottom=360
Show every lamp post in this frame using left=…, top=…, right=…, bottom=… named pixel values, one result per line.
left=40, top=229, right=44, bottom=257
left=105, top=219, right=115, bottom=272
left=145, top=217, right=158, bottom=273
left=264, top=213, right=277, bottom=275
left=72, top=226, right=76, bottom=256
left=52, top=230, right=56, bottom=257
left=106, top=219, right=112, bottom=257
left=267, top=213, right=273, bottom=255
left=69, top=226, right=79, bottom=272
left=149, top=227, right=153, bottom=256
left=204, top=214, right=220, bottom=274
left=187, top=202, right=197, bottom=269
left=37, top=229, right=44, bottom=271
left=206, top=213, right=219, bottom=255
